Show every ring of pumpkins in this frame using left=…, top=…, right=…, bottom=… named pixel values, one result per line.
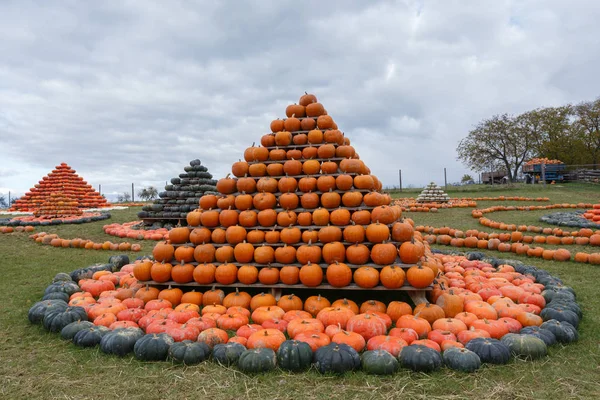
left=418, top=202, right=600, bottom=264
left=29, top=252, right=580, bottom=374
left=103, top=222, right=170, bottom=241
left=29, top=232, right=142, bottom=252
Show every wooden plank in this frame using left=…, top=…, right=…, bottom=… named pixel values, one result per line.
left=237, top=172, right=359, bottom=180
left=179, top=261, right=416, bottom=269
left=140, top=280, right=431, bottom=291
left=264, top=141, right=342, bottom=150
left=175, top=240, right=402, bottom=248
left=247, top=157, right=347, bottom=166
left=226, top=189, right=372, bottom=197
left=187, top=222, right=395, bottom=231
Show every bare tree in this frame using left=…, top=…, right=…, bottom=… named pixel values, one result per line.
left=457, top=114, right=536, bottom=182
left=0, top=195, right=7, bottom=208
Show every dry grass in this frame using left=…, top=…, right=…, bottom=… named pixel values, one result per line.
left=1, top=183, right=600, bottom=399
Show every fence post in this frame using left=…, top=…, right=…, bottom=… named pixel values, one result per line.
left=398, top=169, right=402, bottom=192
left=132, top=183, right=135, bottom=202
left=541, top=162, right=546, bottom=185
left=8, top=191, right=10, bottom=206
left=444, top=168, right=447, bottom=189
left=99, top=184, right=101, bottom=195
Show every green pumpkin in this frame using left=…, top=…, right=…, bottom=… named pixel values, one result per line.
left=520, top=326, right=556, bottom=346
left=540, top=307, right=579, bottom=328
left=361, top=350, right=398, bottom=375
left=44, top=281, right=80, bottom=297
left=169, top=340, right=211, bottom=365
left=134, top=333, right=174, bottom=361
left=28, top=300, right=68, bottom=324
left=540, top=320, right=578, bottom=343
left=100, top=328, right=144, bottom=356
left=60, top=321, right=94, bottom=340
left=500, top=333, right=547, bottom=360
left=443, top=347, right=481, bottom=372
left=237, top=348, right=277, bottom=373
left=52, top=272, right=73, bottom=283
left=277, top=340, right=313, bottom=372
left=108, top=255, right=130, bottom=269
left=541, top=287, right=575, bottom=303
left=212, top=343, right=246, bottom=366
left=42, top=306, right=88, bottom=333
left=73, top=326, right=110, bottom=347
left=42, top=292, right=70, bottom=302
left=314, top=343, right=361, bottom=374
left=70, top=263, right=114, bottom=282
left=465, top=337, right=511, bottom=365
left=546, top=300, right=582, bottom=318
left=399, top=345, right=442, bottom=372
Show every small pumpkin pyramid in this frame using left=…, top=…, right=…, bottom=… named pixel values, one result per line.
left=416, top=182, right=450, bottom=203
left=143, top=93, right=438, bottom=293
left=10, top=163, right=108, bottom=212
left=138, top=159, right=217, bottom=227
left=33, top=192, right=83, bottom=218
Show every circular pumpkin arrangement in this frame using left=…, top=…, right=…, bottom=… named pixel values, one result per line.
left=29, top=248, right=581, bottom=374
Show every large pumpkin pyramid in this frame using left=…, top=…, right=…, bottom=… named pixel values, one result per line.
left=137, top=159, right=218, bottom=227
left=145, top=93, right=438, bottom=295
left=10, top=163, right=109, bottom=212
left=33, top=192, right=83, bottom=218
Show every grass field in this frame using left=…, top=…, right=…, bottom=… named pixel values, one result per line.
left=1, top=183, right=599, bottom=400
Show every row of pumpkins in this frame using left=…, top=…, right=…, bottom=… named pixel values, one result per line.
left=29, top=252, right=580, bottom=373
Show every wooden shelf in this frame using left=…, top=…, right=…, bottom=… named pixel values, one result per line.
left=187, top=222, right=395, bottom=231
left=195, top=206, right=378, bottom=214
left=227, top=189, right=372, bottom=197
left=233, top=172, right=359, bottom=180
left=176, top=240, right=402, bottom=248
left=263, top=141, right=342, bottom=150
left=247, top=157, right=347, bottom=166
left=176, top=261, right=415, bottom=269
left=141, top=280, right=431, bottom=291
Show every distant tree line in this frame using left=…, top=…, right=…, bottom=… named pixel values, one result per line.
left=457, top=97, right=600, bottom=182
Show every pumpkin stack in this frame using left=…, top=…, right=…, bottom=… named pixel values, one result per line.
left=10, top=163, right=109, bottom=212
left=33, top=192, right=83, bottom=218
left=143, top=93, right=438, bottom=295
left=416, top=182, right=450, bottom=203
left=138, top=159, right=217, bottom=227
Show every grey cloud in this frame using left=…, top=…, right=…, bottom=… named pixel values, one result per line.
left=1, top=0, right=599, bottom=194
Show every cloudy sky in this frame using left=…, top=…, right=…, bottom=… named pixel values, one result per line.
left=1, top=0, right=599, bottom=199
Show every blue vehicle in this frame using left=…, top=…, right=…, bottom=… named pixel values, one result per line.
left=522, top=162, right=565, bottom=183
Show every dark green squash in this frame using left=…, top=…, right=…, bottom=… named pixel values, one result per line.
left=100, top=328, right=144, bottom=356
left=500, top=333, right=547, bottom=360
left=465, top=337, right=510, bottom=365
left=134, top=333, right=174, bottom=361
left=276, top=340, right=313, bottom=372
left=42, top=292, right=70, bottom=302
left=42, top=306, right=88, bottom=333
left=546, top=300, right=582, bottom=318
left=70, top=263, right=115, bottom=282
left=108, top=255, right=130, bottom=269
left=60, top=320, right=94, bottom=340
left=169, top=340, right=211, bottom=365
left=443, top=347, right=481, bottom=372
left=44, top=281, right=80, bottom=297
left=73, top=326, right=110, bottom=347
left=237, top=348, right=277, bottom=373
left=541, top=287, right=575, bottom=303
left=399, top=345, right=442, bottom=372
left=28, top=300, right=68, bottom=324
left=212, top=342, right=246, bottom=366
left=361, top=350, right=398, bottom=375
left=540, top=307, right=579, bottom=328
left=540, top=320, right=578, bottom=343
left=519, top=326, right=556, bottom=346
left=314, top=343, right=361, bottom=374
left=52, top=272, right=73, bottom=283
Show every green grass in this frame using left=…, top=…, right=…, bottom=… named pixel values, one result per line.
left=1, top=184, right=600, bottom=399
